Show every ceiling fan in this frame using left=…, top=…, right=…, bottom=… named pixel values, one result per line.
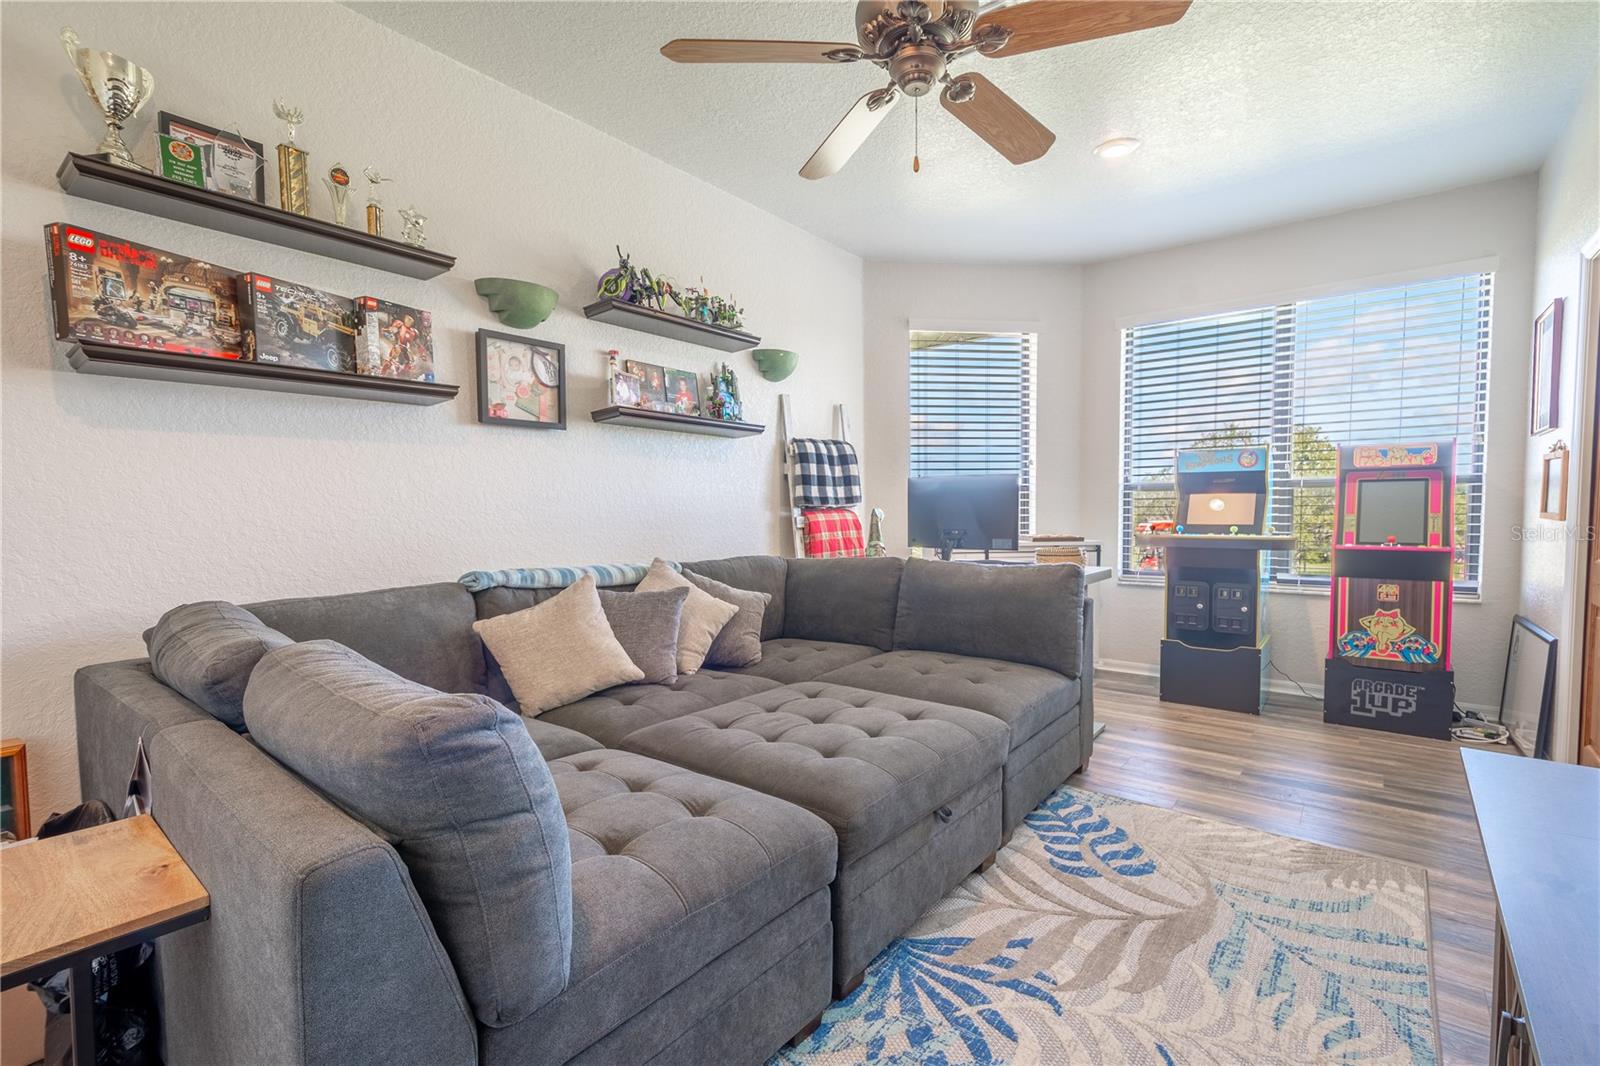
left=661, top=0, right=1191, bottom=179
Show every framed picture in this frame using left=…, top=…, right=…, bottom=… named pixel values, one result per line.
left=1, top=739, right=29, bottom=839
left=625, top=359, right=668, bottom=408
left=609, top=371, right=643, bottom=408
left=1497, top=615, right=1557, bottom=759
left=157, top=111, right=266, bottom=203
left=1539, top=442, right=1568, bottom=520
left=663, top=367, right=701, bottom=415
left=476, top=330, right=565, bottom=429
left=1530, top=298, right=1562, bottom=434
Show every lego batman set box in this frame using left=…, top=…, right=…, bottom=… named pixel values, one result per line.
left=237, top=273, right=356, bottom=372
left=45, top=223, right=243, bottom=360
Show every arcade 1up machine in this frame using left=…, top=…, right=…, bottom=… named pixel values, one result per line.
left=1323, top=442, right=1456, bottom=739
left=1135, top=447, right=1296, bottom=713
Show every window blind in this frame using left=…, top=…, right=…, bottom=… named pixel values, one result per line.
left=909, top=330, right=1036, bottom=535
left=1120, top=272, right=1492, bottom=593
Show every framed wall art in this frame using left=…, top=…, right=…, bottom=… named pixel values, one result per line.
left=1539, top=441, right=1568, bottom=521
left=1530, top=298, right=1562, bottom=434
left=476, top=329, right=566, bottom=430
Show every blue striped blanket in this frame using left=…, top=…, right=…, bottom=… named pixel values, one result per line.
left=458, top=561, right=679, bottom=593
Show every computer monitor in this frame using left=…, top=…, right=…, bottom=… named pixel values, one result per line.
left=1355, top=478, right=1430, bottom=545
left=907, top=475, right=1020, bottom=560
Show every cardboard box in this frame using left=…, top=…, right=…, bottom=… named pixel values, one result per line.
left=44, top=222, right=242, bottom=359
left=352, top=296, right=435, bottom=381
left=237, top=273, right=355, bottom=372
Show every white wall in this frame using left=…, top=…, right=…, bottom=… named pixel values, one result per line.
left=0, top=2, right=863, bottom=819
left=1521, top=72, right=1599, bottom=761
left=861, top=262, right=1084, bottom=549
left=863, top=176, right=1538, bottom=708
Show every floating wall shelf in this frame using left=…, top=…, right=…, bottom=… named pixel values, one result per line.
left=57, top=154, right=456, bottom=280
left=591, top=405, right=764, bottom=438
left=582, top=297, right=759, bottom=352
left=65, top=342, right=460, bottom=406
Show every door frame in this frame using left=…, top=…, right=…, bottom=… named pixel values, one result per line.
left=1561, top=227, right=1600, bottom=762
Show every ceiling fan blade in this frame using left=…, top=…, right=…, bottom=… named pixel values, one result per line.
left=661, top=39, right=863, bottom=63
left=974, top=0, right=1191, bottom=58
left=940, top=73, right=1055, bottom=164
left=800, top=87, right=899, bottom=180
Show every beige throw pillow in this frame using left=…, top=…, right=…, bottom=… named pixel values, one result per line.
left=472, top=574, right=643, bottom=715
left=637, top=559, right=739, bottom=675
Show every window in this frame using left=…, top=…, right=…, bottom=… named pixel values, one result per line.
left=909, top=330, right=1037, bottom=535
left=1120, top=272, right=1492, bottom=593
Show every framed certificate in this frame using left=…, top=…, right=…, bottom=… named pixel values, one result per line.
left=157, top=112, right=266, bottom=203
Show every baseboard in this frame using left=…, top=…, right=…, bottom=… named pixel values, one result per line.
left=1094, top=658, right=1497, bottom=719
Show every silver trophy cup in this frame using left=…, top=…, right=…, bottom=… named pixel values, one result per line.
left=61, top=27, right=155, bottom=172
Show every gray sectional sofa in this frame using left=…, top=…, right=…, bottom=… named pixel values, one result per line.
left=74, top=555, right=1093, bottom=1066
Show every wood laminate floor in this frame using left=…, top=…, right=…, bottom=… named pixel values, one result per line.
left=1072, top=681, right=1497, bottom=1065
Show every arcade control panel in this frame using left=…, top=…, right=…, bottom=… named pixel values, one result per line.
left=1169, top=579, right=1255, bottom=639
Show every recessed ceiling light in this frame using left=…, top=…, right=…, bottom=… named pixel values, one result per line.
left=1093, top=137, right=1141, bottom=159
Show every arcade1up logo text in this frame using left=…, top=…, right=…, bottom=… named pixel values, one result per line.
left=1348, top=677, right=1421, bottom=719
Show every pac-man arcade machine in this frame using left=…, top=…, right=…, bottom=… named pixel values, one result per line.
left=1322, top=442, right=1456, bottom=739
left=1136, top=446, right=1296, bottom=713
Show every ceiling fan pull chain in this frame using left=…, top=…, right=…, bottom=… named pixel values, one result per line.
left=913, top=97, right=921, bottom=173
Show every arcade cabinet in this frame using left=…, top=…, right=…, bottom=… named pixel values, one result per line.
left=1136, top=447, right=1295, bottom=714
left=1322, top=442, right=1455, bottom=739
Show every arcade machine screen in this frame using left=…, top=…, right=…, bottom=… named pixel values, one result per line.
left=1184, top=492, right=1259, bottom=529
left=1355, top=479, right=1429, bottom=545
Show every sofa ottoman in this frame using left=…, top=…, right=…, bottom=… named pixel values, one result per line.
left=616, top=681, right=1007, bottom=992
left=482, top=748, right=837, bottom=1066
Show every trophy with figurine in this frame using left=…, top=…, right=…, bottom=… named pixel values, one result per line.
left=273, top=99, right=310, bottom=216
left=363, top=167, right=394, bottom=237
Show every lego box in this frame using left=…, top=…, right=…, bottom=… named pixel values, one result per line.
left=352, top=296, right=435, bottom=381
left=237, top=273, right=356, bottom=372
left=44, top=222, right=243, bottom=359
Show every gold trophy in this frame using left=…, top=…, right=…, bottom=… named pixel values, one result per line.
left=273, top=99, right=310, bottom=216
left=60, top=27, right=155, bottom=172
left=362, top=167, right=394, bottom=237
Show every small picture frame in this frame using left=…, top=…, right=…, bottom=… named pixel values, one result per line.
left=663, top=367, right=701, bottom=416
left=625, top=359, right=668, bottom=408
left=1539, top=442, right=1568, bottom=520
left=157, top=112, right=266, bottom=203
left=1, top=739, right=30, bottom=839
left=609, top=371, right=643, bottom=408
left=476, top=329, right=566, bottom=430
left=1530, top=298, right=1562, bottom=434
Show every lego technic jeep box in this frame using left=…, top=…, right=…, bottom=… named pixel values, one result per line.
left=45, top=223, right=243, bottom=359
left=352, top=296, right=435, bottom=381
left=238, top=273, right=356, bottom=372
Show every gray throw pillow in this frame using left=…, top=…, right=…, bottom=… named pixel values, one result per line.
left=244, top=640, right=572, bottom=1028
left=684, top=569, right=771, bottom=668
left=598, top=587, right=687, bottom=685
left=145, top=601, right=292, bottom=729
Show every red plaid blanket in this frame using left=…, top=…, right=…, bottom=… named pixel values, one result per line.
left=802, top=508, right=864, bottom=558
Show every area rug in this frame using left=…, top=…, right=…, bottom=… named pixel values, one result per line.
left=775, top=786, right=1439, bottom=1066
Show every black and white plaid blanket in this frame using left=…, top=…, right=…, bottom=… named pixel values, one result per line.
left=789, top=437, right=862, bottom=507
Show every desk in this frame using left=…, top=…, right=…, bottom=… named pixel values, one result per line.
left=1463, top=750, right=1599, bottom=1065
left=1, top=814, right=209, bottom=1063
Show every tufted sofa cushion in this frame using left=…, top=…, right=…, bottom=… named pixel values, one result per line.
left=816, top=650, right=1079, bottom=749
left=725, top=638, right=879, bottom=685
left=618, top=682, right=1007, bottom=863
left=540, top=670, right=782, bottom=748
left=487, top=749, right=835, bottom=1065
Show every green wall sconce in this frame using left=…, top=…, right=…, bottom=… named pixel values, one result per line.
left=752, top=348, right=798, bottom=382
left=475, top=278, right=559, bottom=328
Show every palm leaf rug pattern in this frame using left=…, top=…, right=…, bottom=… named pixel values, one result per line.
left=775, top=787, right=1438, bottom=1066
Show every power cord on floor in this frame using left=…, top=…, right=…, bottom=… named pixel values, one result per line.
left=1267, top=660, right=1318, bottom=702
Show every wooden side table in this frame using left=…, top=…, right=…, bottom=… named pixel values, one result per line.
left=1, top=814, right=208, bottom=1063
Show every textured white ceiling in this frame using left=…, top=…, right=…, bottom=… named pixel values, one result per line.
left=351, top=1, right=1599, bottom=262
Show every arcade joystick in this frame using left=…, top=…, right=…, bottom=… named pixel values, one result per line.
left=1385, top=535, right=1397, bottom=546
left=1229, top=525, right=1239, bottom=534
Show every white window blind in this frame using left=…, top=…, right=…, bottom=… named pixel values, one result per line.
left=909, top=330, right=1036, bottom=535
left=1120, top=272, right=1492, bottom=593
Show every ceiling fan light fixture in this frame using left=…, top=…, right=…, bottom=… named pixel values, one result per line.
left=1093, top=136, right=1141, bottom=159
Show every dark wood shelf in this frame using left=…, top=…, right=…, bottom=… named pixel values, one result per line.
left=583, top=297, right=759, bottom=352
left=590, top=405, right=764, bottom=437
left=64, top=342, right=459, bottom=406
left=57, top=154, right=455, bottom=280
